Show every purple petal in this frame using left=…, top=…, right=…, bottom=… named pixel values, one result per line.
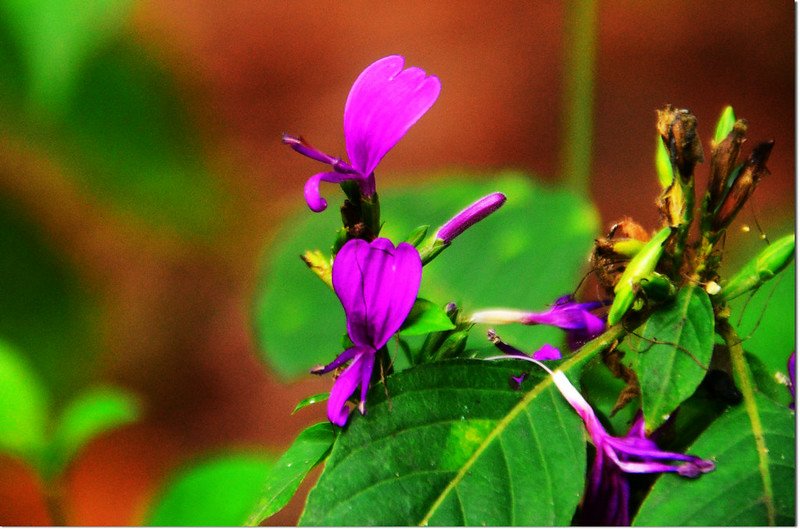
left=332, top=238, right=422, bottom=349
left=310, top=346, right=361, bottom=375
left=363, top=240, right=423, bottom=347
left=304, top=171, right=366, bottom=212
left=532, top=343, right=562, bottom=361
left=332, top=239, right=372, bottom=346
left=358, top=352, right=376, bottom=413
left=343, top=55, right=441, bottom=177
left=327, top=351, right=371, bottom=427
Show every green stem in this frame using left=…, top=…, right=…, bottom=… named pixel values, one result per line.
left=719, top=320, right=776, bottom=524
left=560, top=0, right=598, bottom=195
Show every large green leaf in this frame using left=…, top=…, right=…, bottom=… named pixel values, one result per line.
left=634, top=394, right=795, bottom=525
left=0, top=194, right=99, bottom=398
left=634, top=286, right=714, bottom=432
left=247, top=422, right=336, bottom=525
left=43, top=387, right=140, bottom=478
left=145, top=452, right=274, bottom=526
left=255, top=173, right=599, bottom=379
left=0, top=340, right=49, bottom=463
left=299, top=358, right=587, bottom=526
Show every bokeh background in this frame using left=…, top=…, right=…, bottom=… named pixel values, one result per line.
left=0, top=1, right=794, bottom=525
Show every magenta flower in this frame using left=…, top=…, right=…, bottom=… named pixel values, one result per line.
left=487, top=354, right=715, bottom=525
left=472, top=295, right=606, bottom=350
left=284, top=55, right=441, bottom=212
left=312, top=238, right=422, bottom=426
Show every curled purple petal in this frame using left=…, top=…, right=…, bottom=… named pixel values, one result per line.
left=310, top=346, right=361, bottom=375
left=327, top=351, right=370, bottom=427
left=344, top=55, right=441, bottom=177
left=304, top=171, right=367, bottom=212
left=436, top=192, right=506, bottom=243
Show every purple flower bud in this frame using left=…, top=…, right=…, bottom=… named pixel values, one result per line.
left=435, top=192, right=506, bottom=243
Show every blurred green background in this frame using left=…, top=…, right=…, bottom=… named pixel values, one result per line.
left=0, top=1, right=793, bottom=525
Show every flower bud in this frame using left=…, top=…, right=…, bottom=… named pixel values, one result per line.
left=435, top=192, right=507, bottom=244
left=608, top=227, right=672, bottom=325
left=656, top=105, right=704, bottom=183
left=708, top=119, right=747, bottom=211
left=712, top=141, right=773, bottom=231
left=719, top=233, right=794, bottom=301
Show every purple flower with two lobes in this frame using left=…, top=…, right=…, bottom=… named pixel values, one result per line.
left=283, top=55, right=441, bottom=212
left=486, top=353, right=715, bottom=525
left=312, top=237, right=422, bottom=426
left=472, top=295, right=606, bottom=350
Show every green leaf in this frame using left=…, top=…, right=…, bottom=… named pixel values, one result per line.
left=0, top=0, right=134, bottom=115
left=247, top=422, right=336, bottom=525
left=254, top=172, right=599, bottom=379
left=399, top=298, right=456, bottom=336
left=655, top=135, right=674, bottom=188
left=146, top=452, right=274, bottom=526
left=299, top=358, right=587, bottom=526
left=0, top=340, right=49, bottom=463
left=635, top=286, right=714, bottom=431
left=634, top=394, right=795, bottom=525
left=292, top=393, right=330, bottom=414
left=0, top=194, right=100, bottom=398
left=44, top=387, right=140, bottom=478
left=713, top=105, right=736, bottom=145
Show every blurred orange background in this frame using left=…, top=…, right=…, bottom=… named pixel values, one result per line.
left=0, top=1, right=793, bottom=525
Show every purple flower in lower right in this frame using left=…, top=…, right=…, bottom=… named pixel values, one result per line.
left=487, top=352, right=715, bottom=525
left=550, top=367, right=715, bottom=526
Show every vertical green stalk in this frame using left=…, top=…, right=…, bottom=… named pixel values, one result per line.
left=560, top=0, right=598, bottom=196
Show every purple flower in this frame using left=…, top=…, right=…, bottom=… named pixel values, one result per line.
left=312, top=238, right=422, bottom=426
left=788, top=352, right=796, bottom=410
left=472, top=295, right=606, bottom=350
left=487, top=329, right=561, bottom=388
left=487, top=354, right=715, bottom=525
left=284, top=55, right=441, bottom=212
left=435, top=192, right=507, bottom=243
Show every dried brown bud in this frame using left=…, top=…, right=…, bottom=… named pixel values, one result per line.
left=712, top=140, right=773, bottom=231
left=656, top=105, right=704, bottom=182
left=708, top=119, right=748, bottom=209
left=592, top=218, right=649, bottom=293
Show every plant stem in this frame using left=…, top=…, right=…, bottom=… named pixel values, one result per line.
left=719, top=319, right=776, bottom=524
left=560, top=0, right=598, bottom=196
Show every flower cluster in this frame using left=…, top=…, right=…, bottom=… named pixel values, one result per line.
left=281, top=55, right=748, bottom=526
